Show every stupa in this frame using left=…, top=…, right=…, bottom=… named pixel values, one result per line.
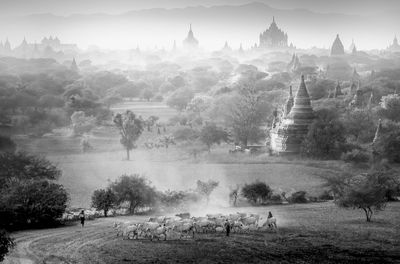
left=330, top=34, right=345, bottom=56
left=270, top=76, right=315, bottom=154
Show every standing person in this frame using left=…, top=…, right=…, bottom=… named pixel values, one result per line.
left=224, top=219, right=231, bottom=237
left=79, top=210, right=85, bottom=228
left=268, top=211, right=273, bottom=219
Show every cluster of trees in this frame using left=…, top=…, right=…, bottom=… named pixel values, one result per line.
left=0, top=151, right=69, bottom=260
left=91, top=175, right=220, bottom=216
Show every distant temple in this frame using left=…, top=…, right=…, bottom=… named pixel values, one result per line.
left=0, top=36, right=78, bottom=58
left=287, top=53, right=301, bottom=72
left=270, top=76, right=315, bottom=154
left=387, top=36, right=400, bottom=52
left=259, top=17, right=288, bottom=49
left=330, top=34, right=345, bottom=56
left=182, top=24, right=199, bottom=49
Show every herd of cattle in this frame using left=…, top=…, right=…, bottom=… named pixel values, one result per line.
left=113, top=212, right=277, bottom=241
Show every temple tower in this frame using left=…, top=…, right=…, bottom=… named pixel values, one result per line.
left=270, top=76, right=315, bottom=154
left=183, top=24, right=199, bottom=50
left=330, top=34, right=345, bottom=56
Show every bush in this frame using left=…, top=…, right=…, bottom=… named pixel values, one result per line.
left=289, top=191, right=308, bottom=203
left=269, top=194, right=283, bottom=203
left=241, top=182, right=272, bottom=204
left=341, top=149, right=370, bottom=163
left=0, top=230, right=14, bottom=262
left=318, top=190, right=334, bottom=201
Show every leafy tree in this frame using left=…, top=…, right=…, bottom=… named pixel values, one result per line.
left=166, top=88, right=194, bottom=111
left=102, top=94, right=123, bottom=108
left=0, top=152, right=61, bottom=187
left=307, top=79, right=335, bottom=100
left=0, top=136, right=16, bottom=153
left=157, top=135, right=175, bottom=150
left=336, top=172, right=392, bottom=222
left=301, top=108, right=346, bottom=159
left=38, top=94, right=65, bottom=109
left=70, top=111, right=96, bottom=136
left=289, top=191, right=308, bottom=203
left=343, top=109, right=375, bottom=143
left=225, top=80, right=270, bottom=147
left=91, top=188, right=116, bottom=217
left=141, top=89, right=154, bottom=102
left=0, top=180, right=68, bottom=229
left=241, top=182, right=272, bottom=204
left=173, top=127, right=199, bottom=141
left=378, top=94, right=400, bottom=122
left=375, top=128, right=400, bottom=163
left=0, top=230, right=14, bottom=262
left=113, top=111, right=144, bottom=160
left=196, top=180, right=219, bottom=204
left=199, top=122, right=229, bottom=152
left=110, top=174, right=156, bottom=214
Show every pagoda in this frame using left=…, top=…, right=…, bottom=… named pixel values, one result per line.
left=387, top=36, right=400, bottom=52
left=182, top=24, right=199, bottom=49
left=330, top=34, right=345, bottom=56
left=259, top=17, right=288, bottom=49
left=270, top=76, right=315, bottom=154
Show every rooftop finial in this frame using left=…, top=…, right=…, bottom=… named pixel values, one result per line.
left=273, top=16, right=275, bottom=23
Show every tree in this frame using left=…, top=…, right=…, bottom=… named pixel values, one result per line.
left=324, top=168, right=398, bottom=222
left=375, top=128, right=400, bottom=163
left=70, top=111, right=96, bottom=136
left=110, top=174, right=156, bottom=214
left=38, top=94, right=65, bottom=109
left=196, top=180, right=219, bottom=204
left=0, top=230, right=14, bottom=262
left=343, top=109, right=375, bottom=143
left=141, top=89, right=154, bottom=102
left=307, top=79, right=335, bottom=100
left=0, top=180, right=68, bottom=229
left=91, top=188, right=116, bottom=217
left=0, top=152, right=61, bottom=187
left=378, top=94, right=400, bottom=122
left=241, top=182, right=272, bottom=204
left=225, top=80, right=270, bottom=147
left=199, top=122, right=229, bottom=152
left=113, top=111, right=144, bottom=160
left=301, top=108, right=346, bottom=159
left=166, top=88, right=194, bottom=111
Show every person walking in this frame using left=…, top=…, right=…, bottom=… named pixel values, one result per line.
left=224, top=219, right=231, bottom=237
left=79, top=210, right=85, bottom=228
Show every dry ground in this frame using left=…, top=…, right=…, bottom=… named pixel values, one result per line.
left=4, top=202, right=400, bottom=264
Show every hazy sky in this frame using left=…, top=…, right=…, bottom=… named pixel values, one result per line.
left=0, top=0, right=399, bottom=16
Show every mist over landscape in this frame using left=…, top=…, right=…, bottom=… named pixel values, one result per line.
left=1, top=0, right=400, bottom=263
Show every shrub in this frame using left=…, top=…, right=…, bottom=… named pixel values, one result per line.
left=0, top=230, right=14, bottom=262
left=318, top=190, right=334, bottom=201
left=341, top=149, right=370, bottom=163
left=289, top=191, right=308, bottom=203
left=241, top=182, right=272, bottom=204
left=269, top=194, right=283, bottom=203
left=91, top=188, right=116, bottom=217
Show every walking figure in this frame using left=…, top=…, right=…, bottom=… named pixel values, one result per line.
left=79, top=210, right=85, bottom=228
left=224, top=219, right=231, bottom=237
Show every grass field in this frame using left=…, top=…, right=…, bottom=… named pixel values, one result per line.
left=111, top=101, right=178, bottom=122
left=4, top=202, right=400, bottom=263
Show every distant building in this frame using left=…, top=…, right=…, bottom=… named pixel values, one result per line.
left=182, top=24, right=199, bottom=50
left=259, top=17, right=288, bottom=49
left=387, top=36, right=400, bottom=52
left=330, top=34, right=345, bottom=56
left=287, top=53, right=301, bottom=72
left=70, top=57, right=79, bottom=72
left=222, top=41, right=232, bottom=52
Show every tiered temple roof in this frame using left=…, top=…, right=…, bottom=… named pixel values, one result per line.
left=183, top=24, right=199, bottom=49
left=270, top=76, right=315, bottom=154
left=331, top=34, right=345, bottom=56
left=259, top=17, right=288, bottom=49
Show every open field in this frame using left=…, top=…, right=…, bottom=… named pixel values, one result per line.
left=4, top=202, right=400, bottom=264
left=111, top=101, right=178, bottom=122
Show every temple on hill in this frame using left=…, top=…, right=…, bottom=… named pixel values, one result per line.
left=330, top=34, right=345, bottom=56
left=387, top=36, right=400, bottom=52
left=182, top=24, right=199, bottom=49
left=270, top=76, right=315, bottom=154
left=259, top=17, right=288, bottom=49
